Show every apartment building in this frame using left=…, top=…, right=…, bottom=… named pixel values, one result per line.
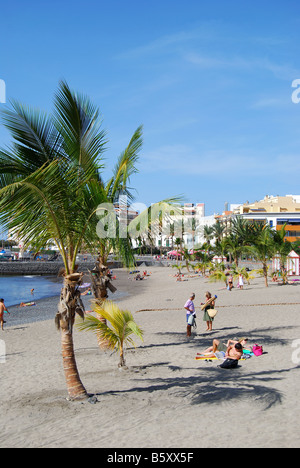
left=232, top=195, right=300, bottom=242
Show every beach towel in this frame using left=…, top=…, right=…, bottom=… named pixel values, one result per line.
left=79, top=283, right=91, bottom=289
left=195, top=356, right=219, bottom=361
left=195, top=352, right=247, bottom=361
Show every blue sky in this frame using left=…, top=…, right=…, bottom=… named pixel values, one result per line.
left=1, top=0, right=300, bottom=215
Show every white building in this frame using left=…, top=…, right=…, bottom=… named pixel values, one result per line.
left=152, top=203, right=216, bottom=250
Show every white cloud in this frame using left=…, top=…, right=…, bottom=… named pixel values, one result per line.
left=250, top=97, right=288, bottom=109
left=185, top=52, right=300, bottom=80
left=115, top=31, right=201, bottom=60
left=142, top=144, right=300, bottom=178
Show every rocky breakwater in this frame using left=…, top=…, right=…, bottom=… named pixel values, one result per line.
left=0, top=261, right=68, bottom=276
left=0, top=260, right=123, bottom=276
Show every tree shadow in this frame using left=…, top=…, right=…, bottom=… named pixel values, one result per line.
left=137, top=324, right=298, bottom=354
left=94, top=321, right=300, bottom=411
left=96, top=365, right=300, bottom=411
left=184, top=367, right=287, bottom=410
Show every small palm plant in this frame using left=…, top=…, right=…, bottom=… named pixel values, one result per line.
left=172, top=263, right=186, bottom=277
left=233, top=267, right=255, bottom=285
left=209, top=269, right=228, bottom=287
left=77, top=301, right=144, bottom=368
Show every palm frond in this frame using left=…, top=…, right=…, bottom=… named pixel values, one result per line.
left=0, top=102, right=61, bottom=183
left=77, top=301, right=144, bottom=353
left=53, top=80, right=107, bottom=176
left=106, top=125, right=143, bottom=202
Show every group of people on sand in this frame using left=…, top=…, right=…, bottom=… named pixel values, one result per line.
left=199, top=337, right=249, bottom=363
left=184, top=291, right=217, bottom=337
left=184, top=292, right=251, bottom=368
left=227, top=273, right=244, bottom=291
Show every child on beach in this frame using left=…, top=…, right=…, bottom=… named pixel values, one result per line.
left=0, top=298, right=10, bottom=331
left=238, top=274, right=244, bottom=290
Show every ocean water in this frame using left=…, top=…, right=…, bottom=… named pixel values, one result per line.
left=0, top=276, right=63, bottom=307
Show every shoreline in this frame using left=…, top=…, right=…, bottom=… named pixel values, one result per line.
left=4, top=270, right=132, bottom=326
left=6, top=290, right=129, bottom=327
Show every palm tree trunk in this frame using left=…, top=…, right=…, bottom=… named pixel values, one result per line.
left=263, top=262, right=269, bottom=287
left=119, top=342, right=126, bottom=367
left=61, top=324, right=87, bottom=400
left=56, top=274, right=87, bottom=400
left=90, top=255, right=117, bottom=349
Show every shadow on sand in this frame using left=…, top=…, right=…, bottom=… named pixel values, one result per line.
left=94, top=324, right=300, bottom=411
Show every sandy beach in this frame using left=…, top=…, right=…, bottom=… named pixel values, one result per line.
left=1, top=266, right=300, bottom=448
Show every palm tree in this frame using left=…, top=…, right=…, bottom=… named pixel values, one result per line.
left=193, top=249, right=214, bottom=276
left=182, top=247, right=192, bottom=272
left=89, top=126, right=143, bottom=303
left=247, top=226, right=275, bottom=287
left=77, top=301, right=144, bottom=368
left=209, top=268, right=228, bottom=287
left=169, top=223, right=175, bottom=249
left=202, top=225, right=214, bottom=245
left=213, top=237, right=228, bottom=259
left=230, top=216, right=254, bottom=244
left=0, top=81, right=142, bottom=400
left=212, top=221, right=226, bottom=243
left=174, top=237, right=182, bottom=264
left=272, top=224, right=292, bottom=283
left=172, top=262, right=185, bottom=276
left=127, top=199, right=182, bottom=256
left=232, top=266, right=255, bottom=286
left=224, top=235, right=244, bottom=266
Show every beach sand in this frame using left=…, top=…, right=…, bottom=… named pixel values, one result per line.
left=1, top=266, right=300, bottom=448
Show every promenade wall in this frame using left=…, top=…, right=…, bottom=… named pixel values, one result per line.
left=0, top=261, right=123, bottom=276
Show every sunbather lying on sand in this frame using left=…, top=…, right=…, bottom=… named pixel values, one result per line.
left=225, top=342, right=244, bottom=361
left=199, top=338, right=249, bottom=358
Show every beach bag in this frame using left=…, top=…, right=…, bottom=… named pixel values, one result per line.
left=188, top=314, right=196, bottom=326
left=252, top=344, right=263, bottom=356
left=219, top=358, right=239, bottom=369
left=207, top=309, right=218, bottom=319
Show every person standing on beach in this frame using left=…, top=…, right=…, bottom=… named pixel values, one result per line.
left=238, top=274, right=244, bottom=290
left=184, top=293, right=196, bottom=337
left=0, top=299, right=10, bottom=331
left=201, top=291, right=215, bottom=331
left=228, top=274, right=233, bottom=291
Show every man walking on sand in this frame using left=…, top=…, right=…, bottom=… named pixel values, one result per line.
left=184, top=293, right=196, bottom=338
left=0, top=299, right=10, bottom=331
